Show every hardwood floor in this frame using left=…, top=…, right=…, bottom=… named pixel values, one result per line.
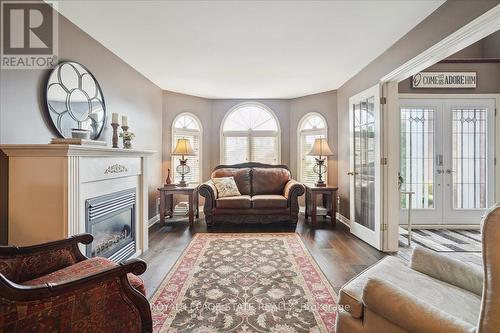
left=140, top=215, right=385, bottom=299
left=141, top=214, right=483, bottom=299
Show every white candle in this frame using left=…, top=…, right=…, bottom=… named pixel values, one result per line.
left=112, top=113, right=119, bottom=124
left=122, top=115, right=128, bottom=127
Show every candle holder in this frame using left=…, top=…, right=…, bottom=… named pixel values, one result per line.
left=121, top=125, right=132, bottom=149
left=111, top=123, right=120, bottom=148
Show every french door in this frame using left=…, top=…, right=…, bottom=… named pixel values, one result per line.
left=349, top=85, right=383, bottom=250
left=399, top=98, right=496, bottom=225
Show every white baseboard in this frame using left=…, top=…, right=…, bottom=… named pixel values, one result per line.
left=148, top=214, right=160, bottom=228
left=336, top=213, right=350, bottom=228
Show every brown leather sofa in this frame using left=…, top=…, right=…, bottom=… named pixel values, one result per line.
left=199, top=163, right=304, bottom=226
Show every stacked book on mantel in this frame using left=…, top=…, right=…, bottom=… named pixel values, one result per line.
left=50, top=138, right=107, bottom=146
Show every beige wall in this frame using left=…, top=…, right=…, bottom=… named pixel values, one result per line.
left=0, top=13, right=163, bottom=220
left=162, top=91, right=338, bottom=185
left=482, top=30, right=500, bottom=57
left=336, top=0, right=499, bottom=218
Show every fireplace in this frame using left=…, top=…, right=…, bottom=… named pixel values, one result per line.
left=86, top=188, right=136, bottom=262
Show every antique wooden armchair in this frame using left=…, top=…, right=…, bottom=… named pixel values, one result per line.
left=0, top=234, right=152, bottom=332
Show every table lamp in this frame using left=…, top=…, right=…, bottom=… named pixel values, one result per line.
left=171, top=138, right=195, bottom=187
left=307, top=138, right=334, bottom=187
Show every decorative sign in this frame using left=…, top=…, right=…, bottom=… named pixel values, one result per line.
left=412, top=72, right=477, bottom=89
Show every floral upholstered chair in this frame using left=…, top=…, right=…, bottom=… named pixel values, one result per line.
left=0, top=234, right=152, bottom=332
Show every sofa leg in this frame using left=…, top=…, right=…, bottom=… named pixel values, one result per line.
left=205, top=215, right=214, bottom=228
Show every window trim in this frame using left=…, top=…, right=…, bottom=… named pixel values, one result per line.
left=297, top=112, right=328, bottom=184
left=220, top=102, right=281, bottom=164
left=171, top=112, right=203, bottom=184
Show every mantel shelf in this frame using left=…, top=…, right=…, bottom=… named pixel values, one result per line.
left=0, top=144, right=156, bottom=157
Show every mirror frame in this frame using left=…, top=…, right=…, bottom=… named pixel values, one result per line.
left=44, top=61, right=107, bottom=140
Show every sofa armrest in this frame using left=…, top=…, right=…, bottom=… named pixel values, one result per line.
left=410, top=246, right=483, bottom=296
left=199, top=180, right=217, bottom=201
left=0, top=234, right=93, bottom=283
left=283, top=180, right=304, bottom=223
left=199, top=180, right=218, bottom=225
left=0, top=258, right=151, bottom=332
left=284, top=179, right=305, bottom=200
left=363, top=278, right=476, bottom=333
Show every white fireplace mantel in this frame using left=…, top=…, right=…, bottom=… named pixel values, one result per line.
left=1, top=144, right=155, bottom=258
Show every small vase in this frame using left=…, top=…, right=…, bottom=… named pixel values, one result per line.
left=165, top=169, right=172, bottom=185
left=123, top=138, right=132, bottom=149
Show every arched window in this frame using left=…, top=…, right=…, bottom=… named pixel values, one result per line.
left=298, top=113, right=328, bottom=184
left=172, top=113, right=202, bottom=184
left=221, top=103, right=281, bottom=164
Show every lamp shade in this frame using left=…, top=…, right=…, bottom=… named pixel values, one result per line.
left=172, top=138, right=195, bottom=156
left=307, top=138, right=334, bottom=157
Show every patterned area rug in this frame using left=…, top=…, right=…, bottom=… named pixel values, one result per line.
left=399, top=228, right=481, bottom=252
left=150, top=233, right=338, bottom=332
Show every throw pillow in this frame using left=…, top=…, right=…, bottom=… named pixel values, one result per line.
left=212, top=177, right=241, bottom=198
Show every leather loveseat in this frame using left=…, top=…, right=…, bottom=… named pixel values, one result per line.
left=336, top=204, right=500, bottom=333
left=199, top=163, right=304, bottom=226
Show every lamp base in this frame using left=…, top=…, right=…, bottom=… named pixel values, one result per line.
left=315, top=181, right=327, bottom=187
left=177, top=180, right=187, bottom=187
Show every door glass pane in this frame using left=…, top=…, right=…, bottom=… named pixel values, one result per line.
left=353, top=97, right=375, bottom=231
left=400, top=108, right=435, bottom=209
left=452, top=108, right=487, bottom=209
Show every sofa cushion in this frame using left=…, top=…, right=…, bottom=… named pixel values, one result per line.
left=21, top=256, right=146, bottom=296
left=338, top=256, right=481, bottom=326
left=252, top=167, right=291, bottom=195
left=211, top=168, right=251, bottom=195
left=216, top=195, right=252, bottom=209
left=252, top=195, right=288, bottom=209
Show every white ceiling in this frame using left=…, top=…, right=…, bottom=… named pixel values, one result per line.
left=55, top=1, right=444, bottom=99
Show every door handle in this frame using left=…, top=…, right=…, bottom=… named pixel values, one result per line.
left=436, top=169, right=444, bottom=174
left=446, top=169, right=455, bottom=174
left=347, top=171, right=359, bottom=176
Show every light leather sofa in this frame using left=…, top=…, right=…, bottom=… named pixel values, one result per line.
left=336, top=204, right=500, bottom=333
left=199, top=162, right=304, bottom=227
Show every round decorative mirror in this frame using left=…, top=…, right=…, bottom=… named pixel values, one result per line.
left=45, top=61, right=106, bottom=139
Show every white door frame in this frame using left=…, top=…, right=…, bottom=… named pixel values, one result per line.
left=377, top=5, right=500, bottom=252
left=398, top=94, right=498, bottom=225
left=349, top=84, right=383, bottom=250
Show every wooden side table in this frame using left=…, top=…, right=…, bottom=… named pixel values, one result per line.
left=304, top=184, right=338, bottom=227
left=158, top=184, right=199, bottom=227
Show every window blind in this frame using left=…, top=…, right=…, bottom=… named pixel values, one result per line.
left=250, top=136, right=278, bottom=164
left=224, top=136, right=249, bottom=164
left=300, top=133, right=326, bottom=184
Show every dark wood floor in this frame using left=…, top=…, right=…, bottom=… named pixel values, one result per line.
left=140, top=215, right=386, bottom=299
